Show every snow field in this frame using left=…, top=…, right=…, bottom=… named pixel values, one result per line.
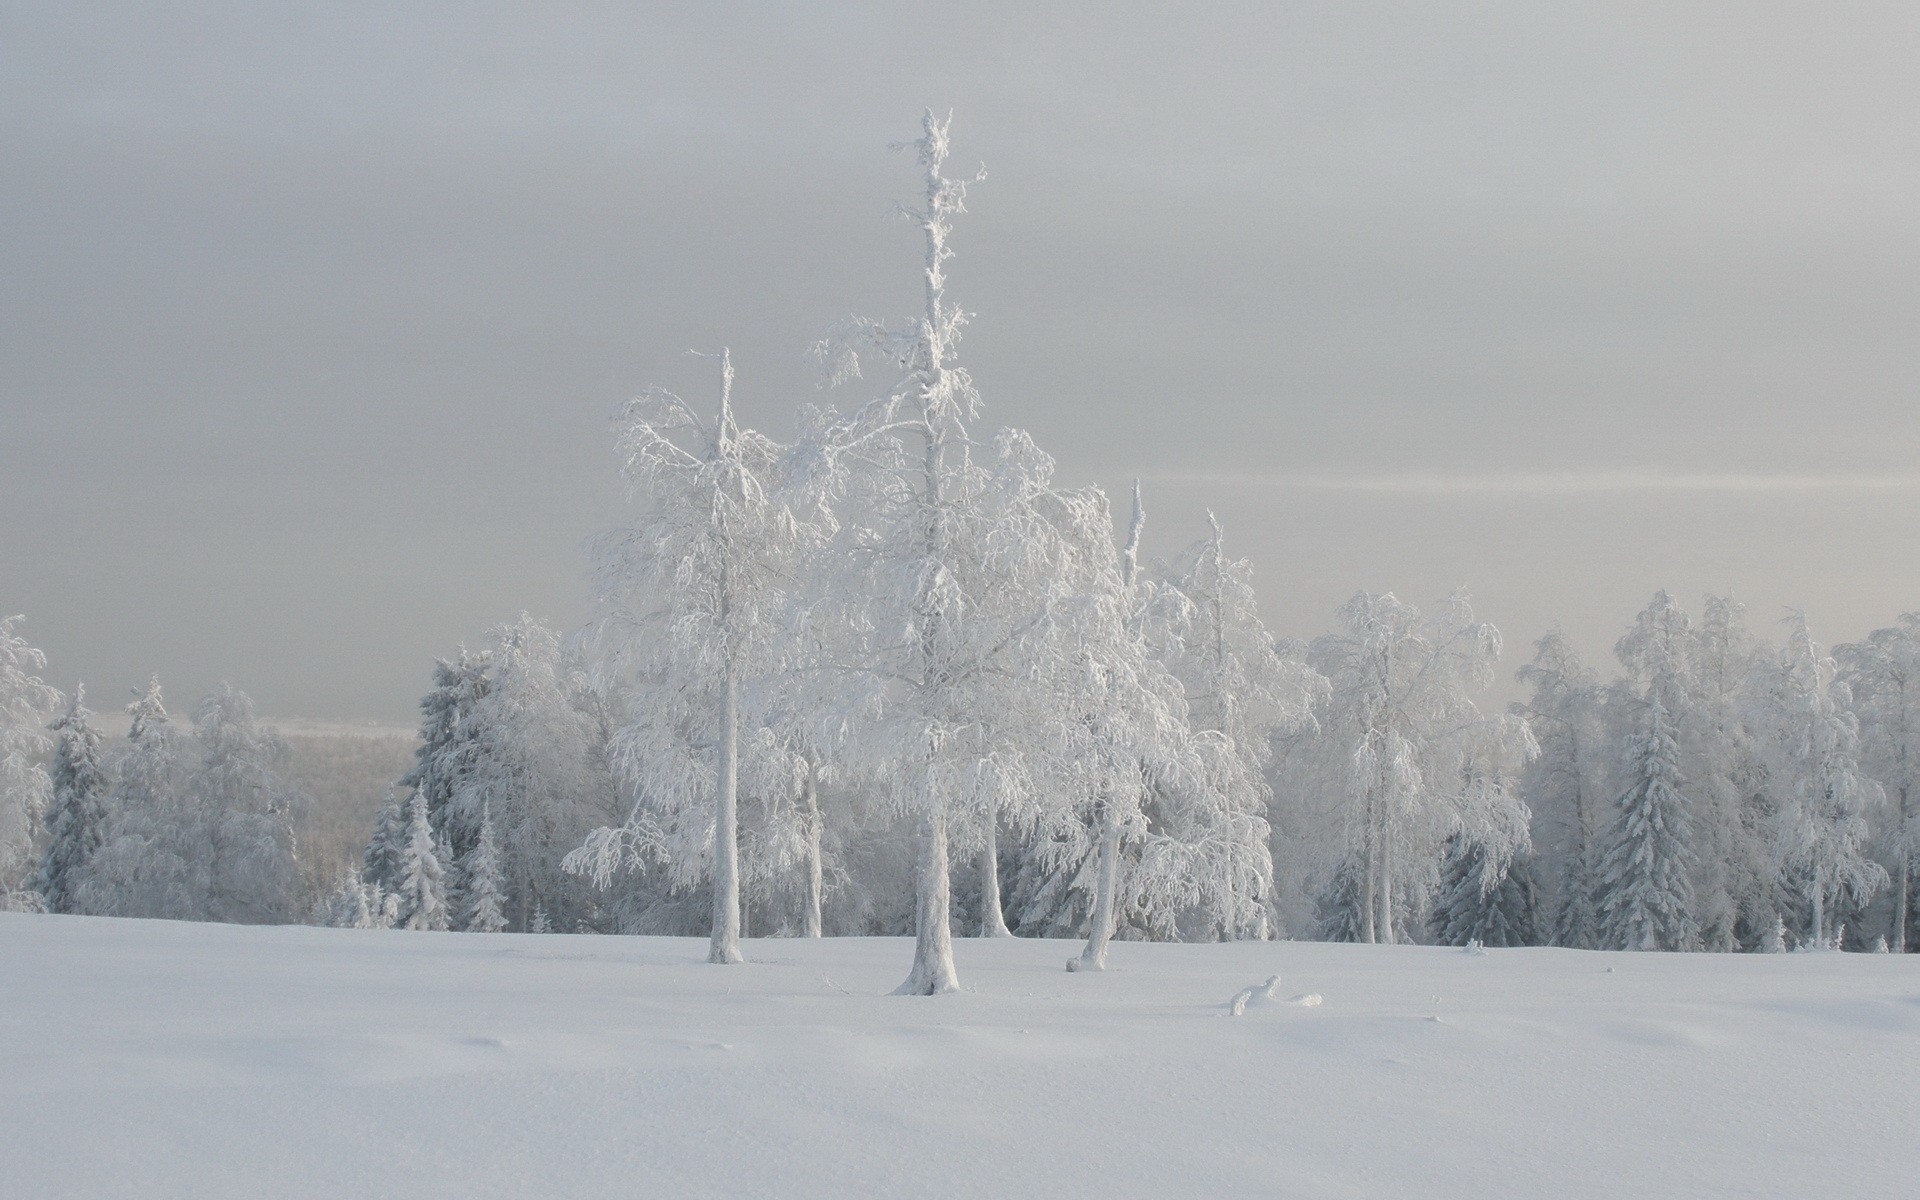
left=5, top=914, right=1917, bottom=1199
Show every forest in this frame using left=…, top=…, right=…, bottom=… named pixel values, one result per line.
left=3, top=117, right=1913, bottom=994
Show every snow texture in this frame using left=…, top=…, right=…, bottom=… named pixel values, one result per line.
left=4, top=914, right=1915, bottom=1199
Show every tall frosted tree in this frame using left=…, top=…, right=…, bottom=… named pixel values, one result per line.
left=809, top=114, right=1110, bottom=992
left=1754, top=613, right=1885, bottom=948
left=1597, top=697, right=1697, bottom=951
left=401, top=651, right=492, bottom=860
left=82, top=677, right=196, bottom=919
left=1836, top=613, right=1920, bottom=951
left=38, top=685, right=108, bottom=913
left=190, top=685, right=302, bottom=924
left=1151, top=511, right=1323, bottom=940
left=1515, top=632, right=1610, bottom=947
left=462, top=804, right=507, bottom=934
left=1302, top=592, right=1518, bottom=944
left=456, top=615, right=619, bottom=931
left=1689, top=594, right=1767, bottom=950
left=569, top=348, right=811, bottom=964
left=394, top=791, right=448, bottom=931
left=0, top=617, right=59, bottom=903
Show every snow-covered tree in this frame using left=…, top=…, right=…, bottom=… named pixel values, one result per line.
left=361, top=791, right=409, bottom=897
left=1514, top=632, right=1610, bottom=947
left=807, top=113, right=1118, bottom=993
left=1688, top=594, right=1769, bottom=950
left=1149, top=510, right=1323, bottom=940
left=393, top=791, right=448, bottom=931
left=38, top=685, right=108, bottom=913
left=566, top=345, right=812, bottom=965
left=81, top=677, right=196, bottom=919
left=1836, top=614, right=1920, bottom=951
left=457, top=615, right=620, bottom=933
left=400, top=650, right=492, bottom=859
left=1300, top=592, right=1519, bottom=943
left=1754, top=613, right=1886, bottom=949
left=190, top=685, right=302, bottom=924
left=1429, top=834, right=1540, bottom=948
left=1597, top=697, right=1697, bottom=951
left=0, top=616, right=60, bottom=900
left=462, top=804, right=507, bottom=933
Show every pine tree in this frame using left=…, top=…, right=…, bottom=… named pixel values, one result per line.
left=38, top=685, right=108, bottom=913
left=393, top=792, right=448, bottom=931
left=361, top=792, right=409, bottom=896
left=462, top=804, right=507, bottom=933
left=1429, top=836, right=1540, bottom=948
left=0, top=616, right=59, bottom=898
left=1597, top=698, right=1697, bottom=950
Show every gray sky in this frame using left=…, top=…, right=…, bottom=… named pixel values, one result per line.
left=6, top=3, right=1920, bottom=724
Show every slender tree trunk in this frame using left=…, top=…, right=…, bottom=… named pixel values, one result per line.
left=1810, top=872, right=1825, bottom=950
left=1361, top=812, right=1380, bottom=946
left=978, top=797, right=1013, bottom=937
left=709, top=666, right=743, bottom=964
left=895, top=796, right=960, bottom=994
left=1076, top=799, right=1123, bottom=970
left=801, top=764, right=824, bottom=938
left=1896, top=854, right=1910, bottom=953
left=1378, top=827, right=1396, bottom=946
left=1896, top=784, right=1911, bottom=952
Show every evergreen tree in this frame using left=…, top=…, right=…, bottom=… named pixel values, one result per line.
left=393, top=791, right=448, bottom=931
left=1429, top=835, right=1540, bottom=948
left=38, top=685, right=108, bottom=913
left=361, top=792, right=409, bottom=896
left=401, top=651, right=491, bottom=861
left=462, top=805, right=507, bottom=933
left=1597, top=698, right=1697, bottom=950
left=0, top=616, right=59, bottom=898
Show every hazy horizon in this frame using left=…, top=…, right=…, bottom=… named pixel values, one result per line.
left=7, top=4, right=1920, bottom=723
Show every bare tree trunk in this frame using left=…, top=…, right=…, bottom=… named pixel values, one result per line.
left=709, top=667, right=743, bottom=964
left=1074, top=801, right=1123, bottom=971
left=1378, top=827, right=1396, bottom=946
left=1810, top=872, right=1825, bottom=950
left=978, top=797, right=1012, bottom=937
left=802, top=763, right=823, bottom=939
left=1896, top=853, right=1910, bottom=953
left=895, top=797, right=960, bottom=994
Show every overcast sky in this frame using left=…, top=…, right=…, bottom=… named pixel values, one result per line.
left=6, top=3, right=1920, bottom=724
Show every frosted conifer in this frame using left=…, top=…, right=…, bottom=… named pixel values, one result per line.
left=1597, top=698, right=1697, bottom=950
left=462, top=805, right=508, bottom=933
left=38, top=685, right=107, bottom=913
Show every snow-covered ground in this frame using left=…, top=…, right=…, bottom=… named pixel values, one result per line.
left=4, top=914, right=1915, bottom=1199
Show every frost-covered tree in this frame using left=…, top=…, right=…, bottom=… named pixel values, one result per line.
left=81, top=677, right=197, bottom=919
left=456, top=615, right=618, bottom=932
left=1835, top=614, right=1920, bottom=951
left=0, top=616, right=60, bottom=900
left=1429, top=834, right=1540, bottom=948
left=393, top=791, right=448, bottom=931
left=462, top=804, right=507, bottom=933
left=1754, top=613, right=1886, bottom=949
left=1301, top=592, right=1519, bottom=943
left=190, top=685, right=302, bottom=924
left=400, top=651, right=492, bottom=859
left=38, top=686, right=109, bottom=914
left=1688, top=594, right=1768, bottom=950
left=566, top=347, right=811, bottom=965
left=1514, top=632, right=1610, bottom=947
left=1597, top=697, right=1697, bottom=951
left=807, top=114, right=1115, bottom=993
left=1150, top=511, right=1323, bottom=940
left=361, top=791, right=409, bottom=897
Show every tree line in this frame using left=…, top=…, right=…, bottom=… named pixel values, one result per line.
left=2, top=116, right=1912, bottom=992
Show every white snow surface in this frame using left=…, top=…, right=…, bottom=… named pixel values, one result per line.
left=4, top=914, right=1915, bottom=1199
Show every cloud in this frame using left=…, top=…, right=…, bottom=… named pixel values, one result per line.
left=1143, top=471, right=1920, bottom=496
